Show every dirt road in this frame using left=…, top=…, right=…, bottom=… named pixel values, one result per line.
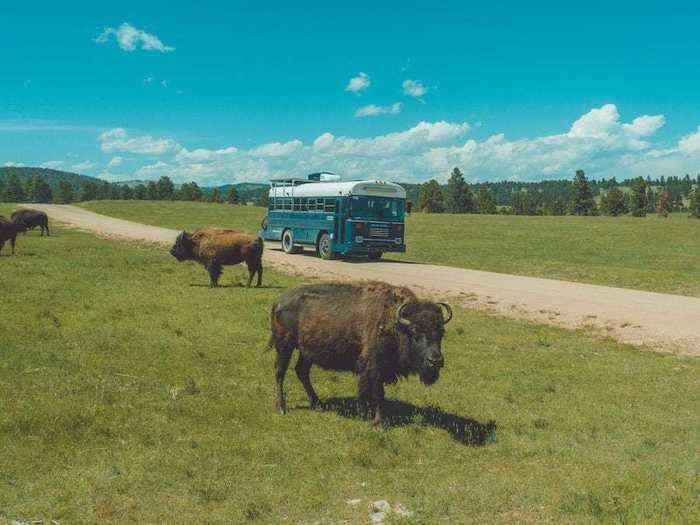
left=29, top=204, right=700, bottom=356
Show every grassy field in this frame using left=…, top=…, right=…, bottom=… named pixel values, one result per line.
left=1, top=203, right=699, bottom=524
left=78, top=201, right=700, bottom=297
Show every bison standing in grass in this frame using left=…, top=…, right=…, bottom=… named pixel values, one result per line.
left=11, top=209, right=50, bottom=236
left=269, top=281, right=452, bottom=429
left=169, top=227, right=264, bottom=288
left=0, top=216, right=27, bottom=255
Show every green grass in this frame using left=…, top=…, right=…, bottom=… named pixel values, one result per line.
left=1, top=203, right=698, bottom=524
left=78, top=201, right=700, bottom=297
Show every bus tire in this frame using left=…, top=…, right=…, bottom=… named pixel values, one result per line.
left=282, top=229, right=300, bottom=254
left=367, top=251, right=383, bottom=261
left=317, top=232, right=335, bottom=260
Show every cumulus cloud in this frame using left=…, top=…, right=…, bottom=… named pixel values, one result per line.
left=249, top=140, right=303, bottom=157
left=107, top=156, right=123, bottom=168
left=96, top=23, right=174, bottom=53
left=100, top=104, right=700, bottom=186
left=346, top=72, right=370, bottom=93
left=99, top=128, right=181, bottom=155
left=41, top=160, right=65, bottom=169
left=4, top=161, right=24, bottom=167
left=678, top=125, right=700, bottom=154
left=71, top=161, right=95, bottom=172
left=354, top=103, right=402, bottom=118
left=402, top=79, right=428, bottom=98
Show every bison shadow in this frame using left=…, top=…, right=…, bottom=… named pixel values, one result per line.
left=318, top=397, right=497, bottom=446
left=188, top=283, right=285, bottom=289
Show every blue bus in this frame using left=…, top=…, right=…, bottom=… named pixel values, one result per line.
left=260, top=173, right=407, bottom=260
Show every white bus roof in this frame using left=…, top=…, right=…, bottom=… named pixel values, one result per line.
left=268, top=180, right=406, bottom=199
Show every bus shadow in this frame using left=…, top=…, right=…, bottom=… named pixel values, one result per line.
left=318, top=397, right=497, bottom=446
left=268, top=247, right=423, bottom=265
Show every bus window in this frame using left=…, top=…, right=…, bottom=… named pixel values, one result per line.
left=324, top=198, right=336, bottom=212
left=293, top=198, right=301, bottom=211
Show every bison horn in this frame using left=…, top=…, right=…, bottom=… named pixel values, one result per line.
left=437, top=303, right=453, bottom=324
left=397, top=303, right=412, bottom=326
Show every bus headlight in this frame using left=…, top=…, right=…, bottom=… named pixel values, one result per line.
left=356, top=236, right=364, bottom=244
left=395, top=237, right=402, bottom=244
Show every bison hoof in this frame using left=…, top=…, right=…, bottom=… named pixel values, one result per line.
left=276, top=401, right=287, bottom=415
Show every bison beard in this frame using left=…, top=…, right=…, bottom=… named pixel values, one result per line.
left=169, top=228, right=264, bottom=288
left=269, top=281, right=452, bottom=429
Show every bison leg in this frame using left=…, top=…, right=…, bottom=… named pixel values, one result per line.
left=255, top=262, right=263, bottom=287
left=295, top=354, right=320, bottom=409
left=207, top=261, right=223, bottom=288
left=274, top=345, right=293, bottom=415
left=0, top=240, right=5, bottom=255
left=371, top=378, right=385, bottom=430
left=245, top=259, right=257, bottom=287
left=45, top=223, right=50, bottom=236
left=10, top=236, right=16, bottom=255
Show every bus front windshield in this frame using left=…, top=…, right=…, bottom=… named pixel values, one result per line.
left=351, top=196, right=405, bottom=221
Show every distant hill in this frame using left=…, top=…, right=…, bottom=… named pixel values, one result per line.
left=0, top=166, right=104, bottom=190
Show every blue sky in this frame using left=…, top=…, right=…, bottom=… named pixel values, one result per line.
left=1, top=1, right=699, bottom=185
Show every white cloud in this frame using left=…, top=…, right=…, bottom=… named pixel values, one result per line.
left=144, top=77, right=153, bottom=84
left=678, top=126, right=700, bottom=154
left=354, top=103, right=402, bottom=118
left=249, top=140, right=303, bottom=157
left=98, top=128, right=181, bottom=155
left=4, top=161, right=24, bottom=167
left=97, top=104, right=700, bottom=187
left=41, top=160, right=65, bottom=169
left=402, top=79, right=428, bottom=98
left=161, top=79, right=168, bottom=88
left=96, top=22, right=175, bottom=53
left=71, top=161, right=95, bottom=172
left=107, top=156, right=123, bottom=168
left=346, top=72, right=370, bottom=93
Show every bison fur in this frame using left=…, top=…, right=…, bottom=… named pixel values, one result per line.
left=169, top=227, right=264, bottom=288
left=11, top=209, right=50, bottom=236
left=0, top=215, right=27, bottom=255
left=269, top=281, right=453, bottom=429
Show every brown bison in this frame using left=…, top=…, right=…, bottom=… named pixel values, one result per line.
left=0, top=215, right=27, bottom=255
left=269, top=281, right=452, bottom=429
left=169, top=227, right=264, bottom=288
left=11, top=209, right=50, bottom=236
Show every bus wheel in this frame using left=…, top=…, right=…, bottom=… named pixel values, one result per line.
left=282, top=229, right=299, bottom=254
left=367, top=251, right=383, bottom=261
left=317, top=233, right=335, bottom=260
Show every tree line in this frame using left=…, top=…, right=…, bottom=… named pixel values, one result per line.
left=0, top=174, right=252, bottom=205
left=416, top=168, right=700, bottom=218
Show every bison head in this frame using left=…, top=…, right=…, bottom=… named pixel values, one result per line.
left=397, top=301, right=452, bottom=385
left=169, top=231, right=194, bottom=262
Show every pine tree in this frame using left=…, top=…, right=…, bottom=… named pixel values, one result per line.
left=134, top=184, right=147, bottom=200
left=209, top=188, right=223, bottom=203
left=645, top=186, right=656, bottom=214
left=445, top=167, right=473, bottom=213
left=80, top=181, right=99, bottom=201
left=146, top=181, right=159, bottom=200
left=156, top=176, right=175, bottom=200
left=418, top=180, right=444, bottom=213
left=226, top=186, right=240, bottom=205
left=689, top=187, right=700, bottom=218
left=476, top=186, right=497, bottom=214
left=2, top=174, right=26, bottom=202
left=602, top=187, right=627, bottom=216
left=0, top=179, right=5, bottom=202
left=56, top=180, right=74, bottom=203
left=550, top=197, right=567, bottom=216
left=629, top=177, right=648, bottom=217
left=121, top=185, right=134, bottom=200
left=570, top=169, right=595, bottom=216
